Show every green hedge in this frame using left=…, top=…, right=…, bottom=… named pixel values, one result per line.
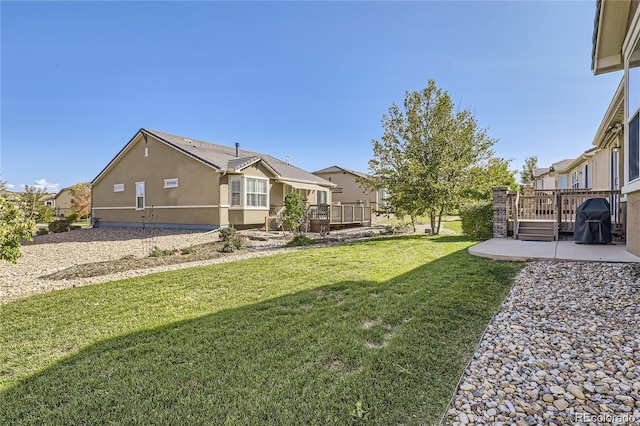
left=460, top=202, right=493, bottom=241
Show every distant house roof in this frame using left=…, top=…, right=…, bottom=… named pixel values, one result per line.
left=55, top=186, right=73, bottom=199
left=533, top=159, right=576, bottom=177
left=313, top=165, right=369, bottom=179
left=532, top=167, right=550, bottom=178
left=93, top=128, right=334, bottom=187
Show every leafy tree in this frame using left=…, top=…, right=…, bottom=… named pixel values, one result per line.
left=465, top=158, right=519, bottom=200
left=283, top=192, right=305, bottom=233
left=0, top=180, right=35, bottom=263
left=22, top=185, right=55, bottom=223
left=70, top=182, right=91, bottom=219
left=368, top=80, right=505, bottom=235
left=520, top=156, right=538, bottom=185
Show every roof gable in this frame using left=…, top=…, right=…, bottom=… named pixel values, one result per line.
left=93, top=128, right=334, bottom=187
left=313, top=165, right=369, bottom=179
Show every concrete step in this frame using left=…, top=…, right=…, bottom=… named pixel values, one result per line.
left=516, top=234, right=555, bottom=241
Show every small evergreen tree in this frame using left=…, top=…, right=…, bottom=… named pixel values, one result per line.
left=283, top=192, right=305, bottom=233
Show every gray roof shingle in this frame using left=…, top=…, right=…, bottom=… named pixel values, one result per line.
left=144, top=129, right=333, bottom=186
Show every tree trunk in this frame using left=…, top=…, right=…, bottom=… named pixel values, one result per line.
left=411, top=213, right=417, bottom=233
left=430, top=209, right=437, bottom=235
left=436, top=207, right=445, bottom=235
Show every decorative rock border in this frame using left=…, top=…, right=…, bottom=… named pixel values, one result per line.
left=445, top=261, right=640, bottom=425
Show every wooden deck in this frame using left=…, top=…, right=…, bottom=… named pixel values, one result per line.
left=265, top=204, right=372, bottom=232
left=507, top=189, right=624, bottom=240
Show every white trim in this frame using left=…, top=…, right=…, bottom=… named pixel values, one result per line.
left=148, top=205, right=217, bottom=209
left=113, top=183, right=125, bottom=192
left=623, top=178, right=640, bottom=194
left=93, top=205, right=220, bottom=210
left=244, top=176, right=269, bottom=208
left=621, top=4, right=640, bottom=56
left=135, top=181, right=145, bottom=210
left=93, top=206, right=136, bottom=210
left=164, top=178, right=179, bottom=188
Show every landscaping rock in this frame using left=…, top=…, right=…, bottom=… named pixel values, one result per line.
left=445, top=261, right=640, bottom=425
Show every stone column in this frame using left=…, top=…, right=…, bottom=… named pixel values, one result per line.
left=492, top=187, right=508, bottom=238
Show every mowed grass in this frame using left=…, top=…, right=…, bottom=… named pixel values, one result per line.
left=0, top=236, right=523, bottom=424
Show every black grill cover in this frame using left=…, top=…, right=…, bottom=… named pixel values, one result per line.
left=574, top=198, right=611, bottom=244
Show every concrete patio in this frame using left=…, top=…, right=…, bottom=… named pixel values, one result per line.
left=469, top=238, right=640, bottom=263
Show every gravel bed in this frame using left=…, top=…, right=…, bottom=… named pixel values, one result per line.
left=0, top=226, right=391, bottom=305
left=445, top=261, right=640, bottom=426
left=0, top=228, right=294, bottom=305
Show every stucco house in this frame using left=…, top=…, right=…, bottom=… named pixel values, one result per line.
left=91, top=128, right=335, bottom=230
left=532, top=159, right=574, bottom=190
left=592, top=0, right=639, bottom=255
left=54, top=187, right=73, bottom=218
left=312, top=166, right=387, bottom=211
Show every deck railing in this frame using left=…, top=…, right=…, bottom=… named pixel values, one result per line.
left=308, top=204, right=371, bottom=225
left=505, top=189, right=623, bottom=236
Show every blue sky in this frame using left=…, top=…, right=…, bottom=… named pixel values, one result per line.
left=0, top=1, right=623, bottom=192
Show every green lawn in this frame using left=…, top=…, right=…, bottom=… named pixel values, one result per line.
left=0, top=235, right=522, bottom=424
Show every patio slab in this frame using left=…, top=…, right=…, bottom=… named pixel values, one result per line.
left=469, top=238, right=640, bottom=263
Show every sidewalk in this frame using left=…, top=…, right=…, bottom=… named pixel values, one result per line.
left=469, top=238, right=640, bottom=263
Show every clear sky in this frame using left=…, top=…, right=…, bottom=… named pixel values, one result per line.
left=0, top=0, right=623, bottom=192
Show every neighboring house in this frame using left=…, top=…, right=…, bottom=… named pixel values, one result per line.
left=91, top=128, right=335, bottom=230
left=591, top=0, right=639, bottom=255
left=54, top=187, right=73, bottom=218
left=312, top=166, right=387, bottom=211
left=41, top=193, right=56, bottom=207
left=532, top=159, right=574, bottom=189
left=563, top=148, right=599, bottom=190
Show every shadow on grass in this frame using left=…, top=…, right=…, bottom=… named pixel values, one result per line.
left=0, top=248, right=523, bottom=425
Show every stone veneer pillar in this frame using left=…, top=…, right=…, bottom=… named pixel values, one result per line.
left=492, top=187, right=508, bottom=238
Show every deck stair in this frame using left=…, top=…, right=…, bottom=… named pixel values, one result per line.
left=516, top=221, right=555, bottom=241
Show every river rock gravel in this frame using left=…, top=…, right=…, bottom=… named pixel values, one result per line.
left=445, top=261, right=640, bottom=426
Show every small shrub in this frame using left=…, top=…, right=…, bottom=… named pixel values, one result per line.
left=221, top=241, right=237, bottom=253
left=48, top=219, right=71, bottom=233
left=65, top=212, right=79, bottom=222
left=36, top=227, right=49, bottom=236
left=460, top=201, right=493, bottom=241
left=180, top=247, right=196, bottom=255
left=149, top=246, right=179, bottom=257
left=286, top=234, right=316, bottom=247
left=219, top=226, right=237, bottom=242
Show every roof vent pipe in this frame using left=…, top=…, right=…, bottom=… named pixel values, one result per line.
left=235, top=142, right=240, bottom=158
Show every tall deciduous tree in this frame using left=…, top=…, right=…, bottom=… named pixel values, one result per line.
left=368, top=80, right=505, bottom=235
left=70, top=182, right=91, bottom=219
left=22, top=185, right=55, bottom=223
left=520, top=156, right=538, bottom=185
left=0, top=179, right=35, bottom=263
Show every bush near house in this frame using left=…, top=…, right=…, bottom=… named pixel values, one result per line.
left=460, top=202, right=493, bottom=240
left=47, top=219, right=72, bottom=234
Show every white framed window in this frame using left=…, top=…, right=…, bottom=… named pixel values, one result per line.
left=571, top=171, right=579, bottom=189
left=627, top=37, right=640, bottom=181
left=245, top=177, right=268, bottom=208
left=317, top=190, right=328, bottom=204
left=230, top=177, right=241, bottom=207
left=164, top=178, right=179, bottom=188
left=144, top=147, right=149, bottom=157
left=136, top=182, right=145, bottom=210
left=114, top=183, right=125, bottom=192
left=535, top=179, right=543, bottom=190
